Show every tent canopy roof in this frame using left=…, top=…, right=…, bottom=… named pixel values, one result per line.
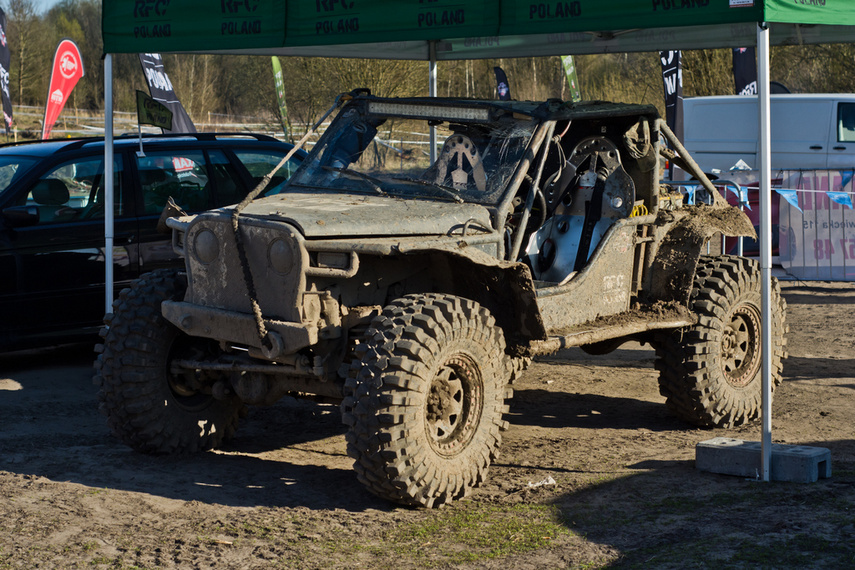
left=103, top=1, right=855, bottom=58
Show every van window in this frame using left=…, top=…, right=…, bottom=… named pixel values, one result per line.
left=838, top=103, right=855, bottom=142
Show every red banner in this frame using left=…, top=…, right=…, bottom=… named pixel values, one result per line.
left=41, top=39, right=84, bottom=139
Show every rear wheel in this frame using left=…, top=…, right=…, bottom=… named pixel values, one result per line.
left=654, top=255, right=787, bottom=428
left=94, top=269, right=244, bottom=454
left=341, top=294, right=512, bottom=507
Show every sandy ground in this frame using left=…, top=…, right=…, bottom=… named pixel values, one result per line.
left=1, top=279, right=853, bottom=569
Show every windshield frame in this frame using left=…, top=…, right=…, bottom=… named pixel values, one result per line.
left=280, top=98, right=540, bottom=208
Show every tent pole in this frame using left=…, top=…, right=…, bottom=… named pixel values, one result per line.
left=429, top=40, right=437, bottom=164
left=757, top=22, right=773, bottom=483
left=104, top=54, right=114, bottom=316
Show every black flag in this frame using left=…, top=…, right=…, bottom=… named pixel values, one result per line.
left=494, top=67, right=511, bottom=101
left=0, top=9, right=12, bottom=134
left=659, top=50, right=684, bottom=178
left=138, top=53, right=196, bottom=134
left=659, top=51, right=683, bottom=141
left=732, top=47, right=757, bottom=95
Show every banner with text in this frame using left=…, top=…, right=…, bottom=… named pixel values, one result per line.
left=778, top=170, right=855, bottom=281
left=42, top=39, right=84, bottom=139
left=104, top=0, right=787, bottom=54
left=136, top=90, right=173, bottom=130
left=732, top=47, right=757, bottom=95
left=139, top=53, right=196, bottom=134
left=659, top=50, right=683, bottom=179
left=659, top=50, right=683, bottom=142
left=0, top=9, right=12, bottom=133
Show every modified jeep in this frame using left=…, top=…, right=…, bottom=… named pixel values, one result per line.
left=95, top=91, right=787, bottom=508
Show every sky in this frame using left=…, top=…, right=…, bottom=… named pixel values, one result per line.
left=33, top=0, right=61, bottom=13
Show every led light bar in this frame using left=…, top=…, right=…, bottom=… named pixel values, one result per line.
left=368, top=101, right=490, bottom=122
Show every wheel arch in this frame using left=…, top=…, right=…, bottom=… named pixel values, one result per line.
left=403, top=246, right=548, bottom=351
left=642, top=205, right=756, bottom=307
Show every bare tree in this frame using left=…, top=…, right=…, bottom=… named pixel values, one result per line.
left=6, top=0, right=48, bottom=106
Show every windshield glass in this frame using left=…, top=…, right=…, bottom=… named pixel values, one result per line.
left=282, top=100, right=538, bottom=205
left=0, top=156, right=38, bottom=195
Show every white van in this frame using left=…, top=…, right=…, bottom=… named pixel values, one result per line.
left=682, top=94, right=855, bottom=174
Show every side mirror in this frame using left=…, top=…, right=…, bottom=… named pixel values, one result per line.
left=2, top=205, right=39, bottom=228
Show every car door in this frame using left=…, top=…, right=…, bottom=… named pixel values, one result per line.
left=827, top=100, right=855, bottom=170
left=134, top=148, right=221, bottom=274
left=770, top=98, right=832, bottom=169
left=0, top=152, right=134, bottom=347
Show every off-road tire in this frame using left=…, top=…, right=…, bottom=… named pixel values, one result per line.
left=654, top=255, right=787, bottom=428
left=94, top=269, right=244, bottom=454
left=341, top=294, right=512, bottom=507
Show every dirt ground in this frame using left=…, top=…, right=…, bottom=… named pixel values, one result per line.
left=1, top=279, right=854, bottom=569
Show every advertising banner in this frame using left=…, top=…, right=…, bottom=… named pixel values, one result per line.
left=0, top=9, right=12, bottom=133
left=561, top=55, right=581, bottom=103
left=493, top=66, right=510, bottom=101
left=659, top=50, right=683, bottom=142
left=136, top=90, right=173, bottom=130
left=732, top=47, right=757, bottom=95
left=659, top=50, right=683, bottom=179
left=778, top=170, right=855, bottom=281
left=139, top=53, right=196, bottom=134
left=41, top=39, right=84, bottom=139
left=271, top=56, right=289, bottom=139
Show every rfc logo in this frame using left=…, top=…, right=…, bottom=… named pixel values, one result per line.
left=59, top=51, right=79, bottom=79
left=134, top=0, right=170, bottom=18
left=221, top=0, right=259, bottom=14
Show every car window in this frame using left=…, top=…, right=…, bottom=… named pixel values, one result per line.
left=23, top=156, right=124, bottom=224
left=137, top=151, right=210, bottom=214
left=232, top=149, right=302, bottom=195
left=208, top=149, right=247, bottom=206
left=0, top=156, right=38, bottom=194
left=838, top=103, right=855, bottom=142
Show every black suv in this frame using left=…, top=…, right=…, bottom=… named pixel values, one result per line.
left=0, top=133, right=305, bottom=351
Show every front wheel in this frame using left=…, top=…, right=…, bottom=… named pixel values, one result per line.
left=94, top=269, right=244, bottom=454
left=654, top=256, right=787, bottom=428
left=341, top=294, right=512, bottom=508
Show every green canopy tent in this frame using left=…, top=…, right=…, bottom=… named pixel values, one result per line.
left=100, top=0, right=855, bottom=480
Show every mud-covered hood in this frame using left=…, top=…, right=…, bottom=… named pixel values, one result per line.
left=236, top=191, right=494, bottom=237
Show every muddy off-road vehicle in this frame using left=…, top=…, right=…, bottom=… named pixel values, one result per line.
left=96, top=91, right=787, bottom=507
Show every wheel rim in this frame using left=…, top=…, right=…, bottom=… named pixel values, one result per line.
left=425, top=353, right=483, bottom=457
left=721, top=303, right=762, bottom=387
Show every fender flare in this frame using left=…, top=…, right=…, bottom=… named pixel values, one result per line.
left=643, top=205, right=756, bottom=306
left=396, top=241, right=548, bottom=349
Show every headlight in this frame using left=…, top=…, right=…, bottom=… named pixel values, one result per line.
left=193, top=229, right=219, bottom=265
left=268, top=238, right=293, bottom=275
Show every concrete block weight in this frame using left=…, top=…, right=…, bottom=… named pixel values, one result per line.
left=696, top=437, right=832, bottom=483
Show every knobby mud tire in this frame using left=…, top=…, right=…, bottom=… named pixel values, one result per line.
left=94, top=269, right=244, bottom=454
left=654, top=255, right=787, bottom=428
left=341, top=294, right=513, bottom=508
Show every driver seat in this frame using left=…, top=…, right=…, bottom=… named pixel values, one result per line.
left=433, top=134, right=487, bottom=192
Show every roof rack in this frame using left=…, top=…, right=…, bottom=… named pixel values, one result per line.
left=0, top=132, right=283, bottom=153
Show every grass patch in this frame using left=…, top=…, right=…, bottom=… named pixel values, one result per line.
left=387, top=503, right=569, bottom=565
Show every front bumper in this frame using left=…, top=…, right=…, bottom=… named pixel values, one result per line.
left=162, top=300, right=318, bottom=357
